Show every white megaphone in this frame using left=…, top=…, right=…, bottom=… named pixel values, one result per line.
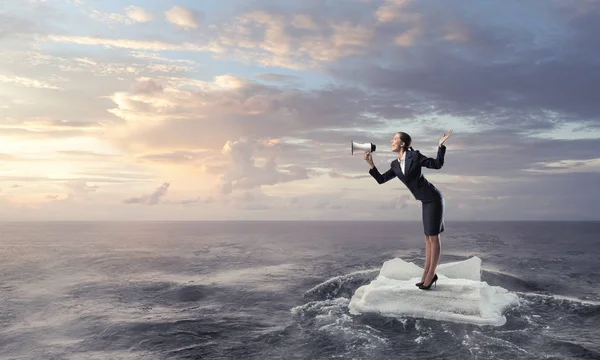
left=351, top=141, right=376, bottom=154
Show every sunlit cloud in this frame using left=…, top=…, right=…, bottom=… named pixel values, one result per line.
left=124, top=6, right=153, bottom=23
left=123, top=182, right=170, bottom=205
left=71, top=1, right=154, bottom=25
left=40, top=34, right=211, bottom=52
left=165, top=6, right=200, bottom=29
left=0, top=74, right=62, bottom=90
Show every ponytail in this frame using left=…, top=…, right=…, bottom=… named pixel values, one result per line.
left=409, top=146, right=414, bottom=151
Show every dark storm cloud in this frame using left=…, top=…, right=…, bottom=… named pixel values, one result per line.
left=440, top=130, right=600, bottom=177
left=451, top=171, right=600, bottom=221
left=332, top=54, right=600, bottom=129
left=324, top=0, right=600, bottom=130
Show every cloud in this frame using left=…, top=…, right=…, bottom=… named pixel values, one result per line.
left=0, top=174, right=154, bottom=185
left=123, top=182, right=170, bottom=205
left=137, top=150, right=209, bottom=165
left=0, top=74, right=62, bottom=90
left=255, top=73, right=300, bottom=83
left=163, top=196, right=213, bottom=206
left=325, top=0, right=600, bottom=132
left=0, top=126, right=92, bottom=139
left=64, top=180, right=98, bottom=199
left=56, top=151, right=120, bottom=161
left=165, top=6, right=201, bottom=29
left=102, top=75, right=387, bottom=154
left=0, top=153, right=22, bottom=161
left=375, top=0, right=418, bottom=23
left=32, top=9, right=374, bottom=70
left=444, top=171, right=600, bottom=221
left=210, top=10, right=375, bottom=69
left=426, top=129, right=600, bottom=177
left=328, top=171, right=370, bottom=180
left=1, top=0, right=599, bottom=221
left=0, top=47, right=200, bottom=137
left=41, top=34, right=210, bottom=52
left=0, top=116, right=113, bottom=141
left=0, top=4, right=58, bottom=41
left=71, top=2, right=154, bottom=25
left=206, top=137, right=311, bottom=194
left=379, top=194, right=411, bottom=210
left=131, top=78, right=164, bottom=94
left=97, top=69, right=596, bottom=194
left=3, top=118, right=104, bottom=129
left=124, top=6, right=153, bottom=23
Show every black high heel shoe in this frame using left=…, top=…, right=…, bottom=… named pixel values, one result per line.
left=418, top=274, right=438, bottom=290
left=415, top=273, right=436, bottom=287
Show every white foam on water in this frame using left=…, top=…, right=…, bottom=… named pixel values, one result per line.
left=517, top=291, right=600, bottom=306
left=348, top=256, right=520, bottom=326
left=39, top=350, right=161, bottom=360
left=138, top=263, right=301, bottom=292
left=291, top=298, right=388, bottom=355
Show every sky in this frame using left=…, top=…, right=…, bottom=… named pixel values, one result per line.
left=1, top=0, right=599, bottom=221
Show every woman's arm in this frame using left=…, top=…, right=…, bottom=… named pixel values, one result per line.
left=365, top=152, right=396, bottom=184
left=369, top=165, right=396, bottom=184
left=418, top=145, right=446, bottom=169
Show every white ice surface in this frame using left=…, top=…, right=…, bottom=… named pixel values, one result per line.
left=348, top=256, right=519, bottom=326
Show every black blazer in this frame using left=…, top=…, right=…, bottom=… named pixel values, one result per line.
left=369, top=145, right=446, bottom=202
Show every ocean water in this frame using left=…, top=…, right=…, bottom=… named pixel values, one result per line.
left=0, top=221, right=599, bottom=360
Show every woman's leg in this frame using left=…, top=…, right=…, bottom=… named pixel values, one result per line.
left=421, top=235, right=431, bottom=283
left=424, top=234, right=441, bottom=285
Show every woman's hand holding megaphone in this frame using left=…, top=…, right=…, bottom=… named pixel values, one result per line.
left=364, top=152, right=375, bottom=169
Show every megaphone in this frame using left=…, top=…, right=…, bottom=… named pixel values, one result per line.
left=351, top=141, right=376, bottom=154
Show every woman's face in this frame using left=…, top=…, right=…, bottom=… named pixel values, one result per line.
left=391, top=133, right=402, bottom=152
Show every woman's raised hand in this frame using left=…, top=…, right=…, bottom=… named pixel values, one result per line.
left=439, top=129, right=453, bottom=147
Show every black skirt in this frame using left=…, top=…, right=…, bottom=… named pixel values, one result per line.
left=422, top=197, right=445, bottom=236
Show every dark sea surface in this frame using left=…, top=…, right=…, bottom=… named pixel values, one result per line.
left=0, top=221, right=599, bottom=360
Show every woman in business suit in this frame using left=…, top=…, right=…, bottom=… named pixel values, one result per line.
left=365, top=130, right=452, bottom=290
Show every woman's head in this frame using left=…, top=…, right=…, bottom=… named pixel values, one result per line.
left=392, top=132, right=412, bottom=152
